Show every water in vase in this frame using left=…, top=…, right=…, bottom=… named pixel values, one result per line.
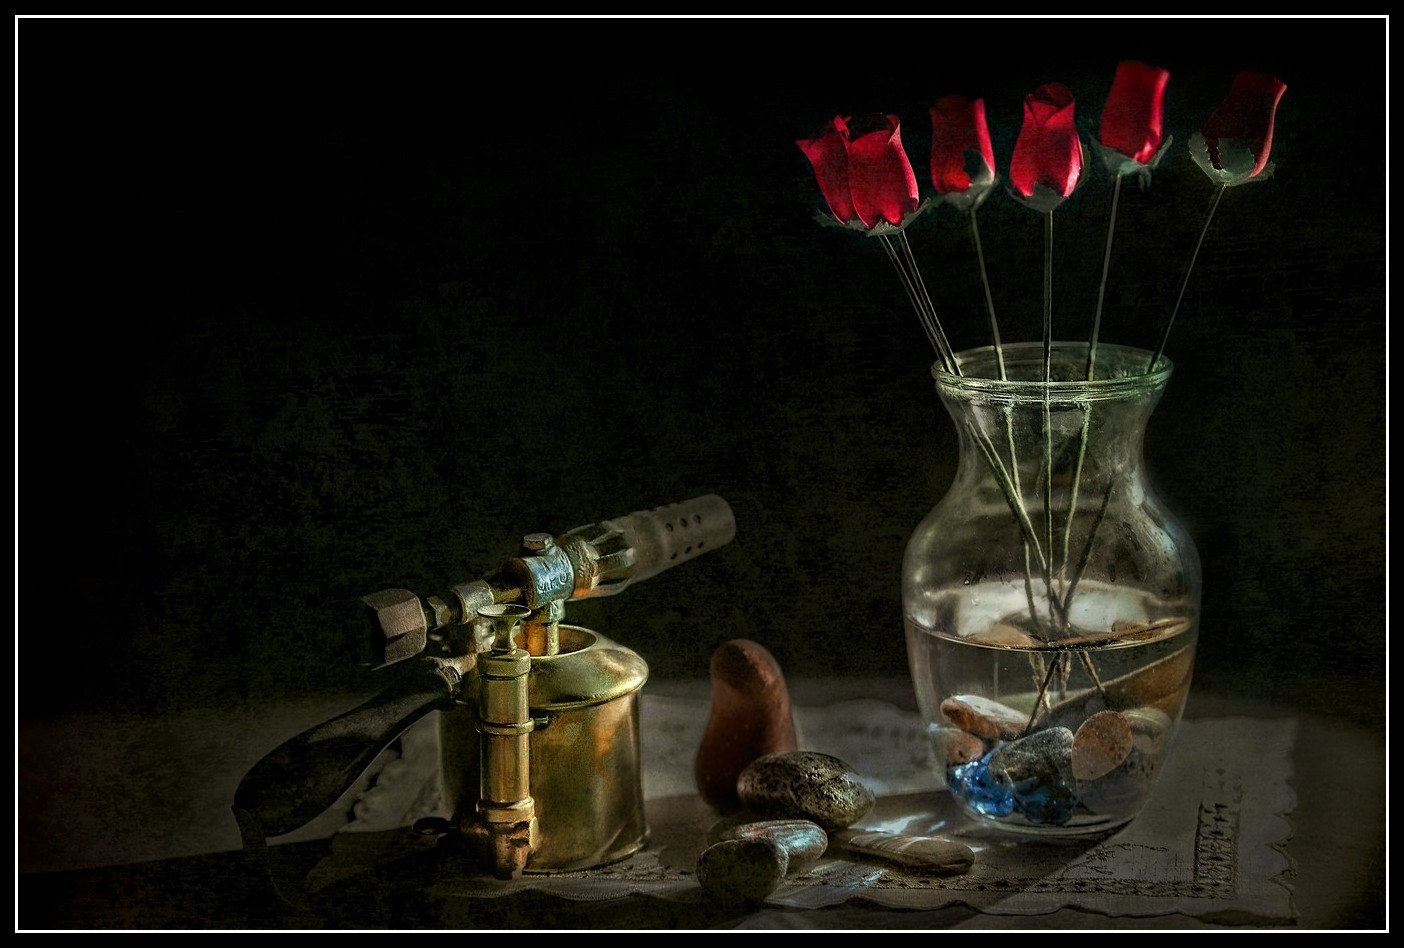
left=905, top=580, right=1196, bottom=834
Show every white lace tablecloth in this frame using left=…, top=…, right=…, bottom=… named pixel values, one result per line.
left=314, top=692, right=1298, bottom=923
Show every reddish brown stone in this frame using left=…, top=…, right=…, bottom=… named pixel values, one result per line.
left=940, top=693, right=1029, bottom=741
left=694, top=639, right=798, bottom=812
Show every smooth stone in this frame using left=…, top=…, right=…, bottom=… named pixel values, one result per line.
left=694, top=639, right=799, bottom=812
left=940, top=694, right=1029, bottom=741
left=1075, top=706, right=1176, bottom=816
left=1116, top=645, right=1196, bottom=717
left=1076, top=745, right=1161, bottom=817
left=1072, top=710, right=1134, bottom=782
left=709, top=818, right=828, bottom=866
left=696, top=837, right=788, bottom=907
left=829, top=828, right=975, bottom=876
left=736, top=750, right=876, bottom=832
left=988, top=727, right=1077, bottom=826
left=989, top=726, right=1075, bottom=784
left=931, top=725, right=987, bottom=767
left=1124, top=706, right=1174, bottom=749
left=968, top=623, right=1042, bottom=648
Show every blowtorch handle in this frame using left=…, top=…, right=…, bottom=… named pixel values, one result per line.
left=232, top=663, right=460, bottom=842
left=602, top=494, right=736, bottom=587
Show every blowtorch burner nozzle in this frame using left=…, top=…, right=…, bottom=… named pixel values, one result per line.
left=364, top=494, right=735, bottom=666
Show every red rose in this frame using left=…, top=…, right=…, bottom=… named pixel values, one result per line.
left=929, top=94, right=997, bottom=212
left=1098, top=60, right=1171, bottom=169
left=795, top=116, right=856, bottom=225
left=797, top=114, right=920, bottom=231
left=1009, top=82, right=1083, bottom=212
left=1191, top=70, right=1288, bottom=186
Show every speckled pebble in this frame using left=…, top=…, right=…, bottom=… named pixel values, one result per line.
left=736, top=750, right=875, bottom=832
left=987, top=726, right=1075, bottom=786
left=1072, top=710, right=1134, bottom=782
left=696, top=837, right=788, bottom=907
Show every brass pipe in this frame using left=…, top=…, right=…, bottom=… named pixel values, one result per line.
left=468, top=603, right=538, bottom=879
left=520, top=600, right=564, bottom=657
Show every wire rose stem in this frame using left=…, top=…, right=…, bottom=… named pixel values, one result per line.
left=880, top=233, right=959, bottom=375
left=968, top=207, right=1006, bottom=381
left=1149, top=182, right=1228, bottom=372
left=968, top=422, right=1062, bottom=631
left=898, top=229, right=960, bottom=373
left=1087, top=172, right=1124, bottom=382
left=970, top=205, right=1048, bottom=626
left=1041, top=209, right=1059, bottom=632
left=1061, top=171, right=1125, bottom=596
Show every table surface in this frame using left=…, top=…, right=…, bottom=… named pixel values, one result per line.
left=17, top=679, right=1387, bottom=931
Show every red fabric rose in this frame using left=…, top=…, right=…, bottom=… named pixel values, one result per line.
left=796, top=116, right=856, bottom=225
left=797, top=114, right=920, bottom=231
left=1009, top=83, right=1083, bottom=211
left=929, top=94, right=997, bottom=212
left=1192, top=70, right=1288, bottom=185
left=1098, top=60, right=1171, bottom=167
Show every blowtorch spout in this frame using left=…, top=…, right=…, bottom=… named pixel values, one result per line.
left=366, top=494, right=736, bottom=667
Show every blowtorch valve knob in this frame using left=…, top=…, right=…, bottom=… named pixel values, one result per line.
left=521, top=533, right=554, bottom=553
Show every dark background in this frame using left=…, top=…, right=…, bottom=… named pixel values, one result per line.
left=20, top=19, right=1385, bottom=737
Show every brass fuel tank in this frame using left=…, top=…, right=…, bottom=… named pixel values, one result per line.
left=439, top=624, right=650, bottom=873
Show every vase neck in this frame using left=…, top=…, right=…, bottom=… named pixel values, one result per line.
left=935, top=342, right=1167, bottom=478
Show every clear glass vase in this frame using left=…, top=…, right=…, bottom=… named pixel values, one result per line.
left=903, top=341, right=1201, bottom=836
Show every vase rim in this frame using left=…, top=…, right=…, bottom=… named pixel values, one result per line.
left=933, top=341, right=1172, bottom=397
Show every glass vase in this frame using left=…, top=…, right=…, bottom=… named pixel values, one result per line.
left=903, top=341, right=1200, bottom=836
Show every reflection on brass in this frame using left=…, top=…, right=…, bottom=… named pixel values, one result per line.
left=441, top=625, right=650, bottom=873
left=462, top=604, right=537, bottom=880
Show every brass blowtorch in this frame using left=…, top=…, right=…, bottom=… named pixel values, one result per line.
left=233, top=494, right=735, bottom=880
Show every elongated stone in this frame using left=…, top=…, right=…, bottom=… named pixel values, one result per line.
left=829, top=828, right=975, bottom=876
left=736, top=750, right=875, bottom=832
left=940, top=694, right=1029, bottom=741
left=1114, top=645, right=1196, bottom=717
left=968, top=623, right=1042, bottom=648
left=709, top=818, right=828, bottom=865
